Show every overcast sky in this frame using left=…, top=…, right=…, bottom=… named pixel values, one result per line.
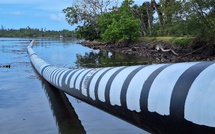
left=0, top=0, right=147, bottom=31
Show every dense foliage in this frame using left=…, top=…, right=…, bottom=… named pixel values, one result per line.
left=153, top=0, right=215, bottom=40
left=0, top=26, right=75, bottom=38
left=63, top=0, right=215, bottom=44
left=98, top=0, right=140, bottom=43
left=63, top=0, right=119, bottom=41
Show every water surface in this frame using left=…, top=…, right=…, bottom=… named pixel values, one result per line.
left=0, top=38, right=148, bottom=134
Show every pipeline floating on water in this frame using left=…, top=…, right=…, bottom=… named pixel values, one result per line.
left=27, top=40, right=215, bottom=133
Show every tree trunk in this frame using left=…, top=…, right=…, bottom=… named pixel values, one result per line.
left=145, top=2, right=153, bottom=35
left=151, top=0, right=164, bottom=26
left=138, top=7, right=147, bottom=36
left=133, top=6, right=147, bottom=36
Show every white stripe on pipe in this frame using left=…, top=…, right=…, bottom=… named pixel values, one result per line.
left=126, top=64, right=165, bottom=112
left=70, top=69, right=85, bottom=89
left=48, top=67, right=55, bottom=82
left=52, top=68, right=60, bottom=85
left=39, top=63, right=50, bottom=74
left=43, top=67, right=49, bottom=81
left=81, top=68, right=101, bottom=97
left=45, top=68, right=50, bottom=81
left=52, top=68, right=58, bottom=84
left=147, top=62, right=199, bottom=115
left=75, top=69, right=91, bottom=90
left=89, top=68, right=112, bottom=100
left=49, top=67, right=55, bottom=82
left=51, top=68, right=59, bottom=84
left=46, top=67, right=52, bottom=82
left=65, top=70, right=76, bottom=85
left=185, top=63, right=215, bottom=127
left=98, top=67, right=125, bottom=102
left=59, top=69, right=70, bottom=87
left=43, top=67, right=48, bottom=80
left=28, top=48, right=34, bottom=55
left=55, top=68, right=66, bottom=86
left=110, top=66, right=140, bottom=106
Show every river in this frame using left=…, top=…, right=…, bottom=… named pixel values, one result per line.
left=0, top=38, right=148, bottom=134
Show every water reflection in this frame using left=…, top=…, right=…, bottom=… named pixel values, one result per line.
left=41, top=78, right=86, bottom=134
left=76, top=50, right=151, bottom=68
left=33, top=38, right=77, bottom=45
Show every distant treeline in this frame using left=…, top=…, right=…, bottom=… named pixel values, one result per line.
left=0, top=26, right=75, bottom=38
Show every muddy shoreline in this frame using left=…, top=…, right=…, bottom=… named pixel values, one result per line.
left=80, top=40, right=215, bottom=63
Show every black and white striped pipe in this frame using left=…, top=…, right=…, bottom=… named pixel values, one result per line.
left=28, top=40, right=215, bottom=133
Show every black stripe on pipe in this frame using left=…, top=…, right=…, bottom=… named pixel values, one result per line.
left=86, top=69, right=103, bottom=97
left=53, top=69, right=64, bottom=85
left=43, top=66, right=51, bottom=80
left=79, top=69, right=94, bottom=92
left=73, top=70, right=86, bottom=89
left=170, top=62, right=214, bottom=119
left=65, top=70, right=79, bottom=88
left=44, top=67, right=51, bottom=80
left=94, top=68, right=114, bottom=100
left=50, top=68, right=59, bottom=84
left=140, top=64, right=171, bottom=112
left=60, top=70, right=75, bottom=89
left=120, top=66, right=146, bottom=107
left=47, top=67, right=55, bottom=82
left=41, top=65, right=51, bottom=77
left=56, top=69, right=68, bottom=87
left=29, top=53, right=36, bottom=57
left=105, top=67, right=128, bottom=104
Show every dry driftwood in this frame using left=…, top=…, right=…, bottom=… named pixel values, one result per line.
left=155, top=45, right=179, bottom=56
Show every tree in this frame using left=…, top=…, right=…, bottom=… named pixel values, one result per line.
left=132, top=4, right=148, bottom=36
left=63, top=0, right=119, bottom=40
left=149, top=0, right=215, bottom=39
left=1, top=25, right=4, bottom=30
left=63, top=0, right=119, bottom=25
left=98, top=0, right=141, bottom=43
left=186, top=0, right=215, bottom=41
left=0, top=27, right=75, bottom=38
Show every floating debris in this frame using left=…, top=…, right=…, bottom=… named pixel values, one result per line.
left=0, top=64, right=11, bottom=68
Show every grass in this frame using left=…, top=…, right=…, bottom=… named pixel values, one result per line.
left=139, top=36, right=195, bottom=47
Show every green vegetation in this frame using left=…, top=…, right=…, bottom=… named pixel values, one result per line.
left=140, top=37, right=194, bottom=47
left=172, top=37, right=194, bottom=47
left=98, top=0, right=140, bottom=43
left=63, top=0, right=215, bottom=45
left=0, top=26, right=75, bottom=38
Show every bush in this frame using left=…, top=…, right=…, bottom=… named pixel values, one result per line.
left=98, top=0, right=141, bottom=43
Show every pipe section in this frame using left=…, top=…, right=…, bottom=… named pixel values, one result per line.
left=27, top=40, right=215, bottom=133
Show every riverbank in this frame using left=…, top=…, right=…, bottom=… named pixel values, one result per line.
left=80, top=39, right=215, bottom=63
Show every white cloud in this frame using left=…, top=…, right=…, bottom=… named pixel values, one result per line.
left=10, top=11, right=22, bottom=16
left=50, top=13, right=65, bottom=22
